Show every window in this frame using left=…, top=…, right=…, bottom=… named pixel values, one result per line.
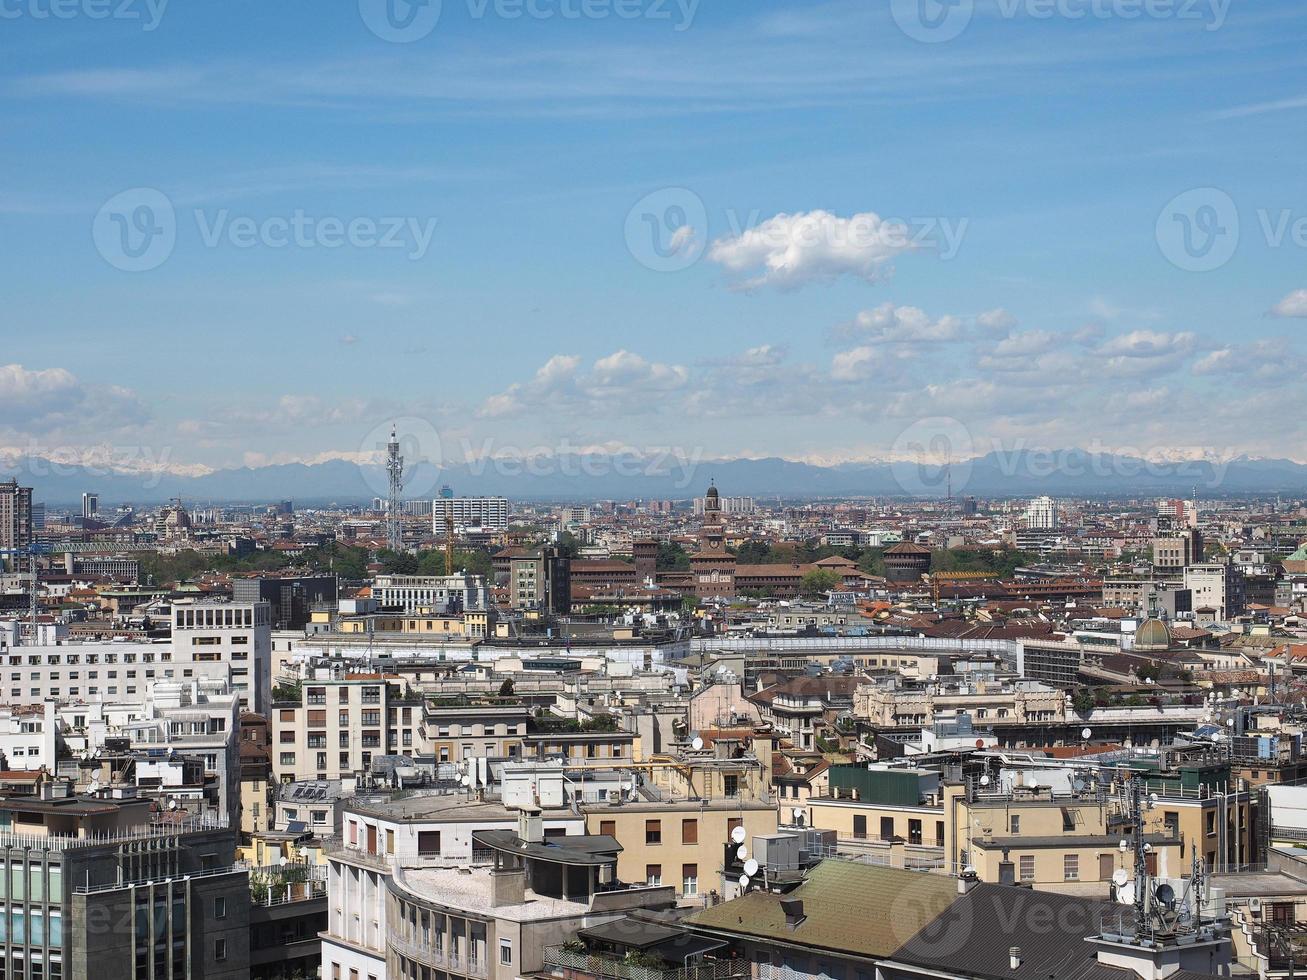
left=681, top=819, right=698, bottom=844
left=682, top=863, right=698, bottom=896
left=1019, top=855, right=1035, bottom=882
left=1064, top=854, right=1079, bottom=881
left=645, top=820, right=661, bottom=845
left=418, top=831, right=441, bottom=857
left=214, top=897, right=226, bottom=919
left=879, top=816, right=895, bottom=841
left=646, top=864, right=662, bottom=886
left=908, top=819, right=922, bottom=845
left=852, top=815, right=867, bottom=840
left=214, top=939, right=227, bottom=962
left=1009, top=815, right=1020, bottom=834
left=499, top=942, right=512, bottom=966
left=935, top=821, right=945, bottom=847
left=386, top=829, right=395, bottom=855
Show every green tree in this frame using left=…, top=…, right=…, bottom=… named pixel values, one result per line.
left=800, top=568, right=841, bottom=597
left=656, top=541, right=690, bottom=571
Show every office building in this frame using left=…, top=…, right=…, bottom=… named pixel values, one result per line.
left=0, top=787, right=247, bottom=980
left=1023, top=495, right=1058, bottom=530
left=372, top=573, right=490, bottom=614
left=509, top=547, right=570, bottom=614
left=231, top=574, right=337, bottom=630
left=80, top=493, right=98, bottom=522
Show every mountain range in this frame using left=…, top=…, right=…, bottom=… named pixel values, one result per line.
left=7, top=450, right=1307, bottom=507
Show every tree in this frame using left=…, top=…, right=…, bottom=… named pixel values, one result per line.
left=800, top=568, right=840, bottom=597
left=733, top=541, right=770, bottom=565
left=1071, top=687, right=1097, bottom=715
left=498, top=678, right=515, bottom=698
left=555, top=531, right=582, bottom=559
left=656, top=541, right=690, bottom=571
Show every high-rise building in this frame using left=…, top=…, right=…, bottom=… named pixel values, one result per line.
left=0, top=479, right=34, bottom=554
left=1024, top=495, right=1059, bottom=530
left=510, top=547, right=571, bottom=614
left=80, top=492, right=98, bottom=521
left=430, top=496, right=509, bottom=534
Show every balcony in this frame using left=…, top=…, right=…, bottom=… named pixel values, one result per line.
left=543, top=947, right=747, bottom=980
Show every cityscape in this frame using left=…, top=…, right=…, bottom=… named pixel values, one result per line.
left=4, top=2, right=1307, bottom=980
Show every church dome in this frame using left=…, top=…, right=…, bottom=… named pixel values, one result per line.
left=1134, top=618, right=1171, bottom=652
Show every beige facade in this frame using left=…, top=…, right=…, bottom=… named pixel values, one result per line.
left=424, top=703, right=532, bottom=763
left=272, top=674, right=422, bottom=783
left=853, top=680, right=1065, bottom=729
left=583, top=799, right=777, bottom=898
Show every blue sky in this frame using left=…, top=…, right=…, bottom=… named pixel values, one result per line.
left=2, top=0, right=1306, bottom=477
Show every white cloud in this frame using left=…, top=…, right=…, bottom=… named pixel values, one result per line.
left=843, top=303, right=965, bottom=344
left=479, top=351, right=688, bottom=419
left=830, top=347, right=881, bottom=381
left=1271, top=289, right=1307, bottom=318
left=976, top=308, right=1017, bottom=334
left=707, top=210, right=915, bottom=290
left=0, top=363, right=148, bottom=433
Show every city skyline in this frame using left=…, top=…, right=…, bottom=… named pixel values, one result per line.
left=4, top=1, right=1307, bottom=476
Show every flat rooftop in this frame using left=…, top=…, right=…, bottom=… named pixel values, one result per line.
left=393, top=866, right=591, bottom=922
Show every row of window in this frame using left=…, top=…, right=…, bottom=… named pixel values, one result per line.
left=645, top=863, right=698, bottom=894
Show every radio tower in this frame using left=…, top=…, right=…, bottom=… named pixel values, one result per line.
left=386, top=425, right=404, bottom=552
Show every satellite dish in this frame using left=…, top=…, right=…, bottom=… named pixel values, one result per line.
left=1155, top=883, right=1176, bottom=906
left=460, top=774, right=472, bottom=786
left=1143, top=843, right=1153, bottom=854
left=730, top=825, right=746, bottom=845
left=1117, top=882, right=1136, bottom=905
left=168, top=799, right=178, bottom=810
left=1081, top=727, right=1093, bottom=740
left=979, top=775, right=990, bottom=787
left=792, top=806, right=805, bottom=820
left=736, top=845, right=748, bottom=861
left=743, top=858, right=759, bottom=877
left=691, top=736, right=704, bottom=751
left=737, top=874, right=750, bottom=889
left=1112, top=869, right=1129, bottom=887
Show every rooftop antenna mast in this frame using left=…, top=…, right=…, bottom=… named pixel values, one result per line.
left=386, top=425, right=404, bottom=553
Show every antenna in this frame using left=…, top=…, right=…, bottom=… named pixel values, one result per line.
left=386, top=424, right=404, bottom=553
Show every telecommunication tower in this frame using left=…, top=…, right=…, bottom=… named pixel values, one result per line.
left=386, top=425, right=404, bottom=552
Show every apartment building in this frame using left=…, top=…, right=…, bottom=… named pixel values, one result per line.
left=272, top=675, right=423, bottom=783
left=170, top=599, right=273, bottom=713
left=422, top=701, right=530, bottom=763
left=323, top=791, right=585, bottom=980
left=0, top=480, right=33, bottom=555
left=0, top=632, right=229, bottom=707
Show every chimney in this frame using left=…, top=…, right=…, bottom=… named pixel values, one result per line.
left=518, top=807, right=543, bottom=844
left=781, top=899, right=806, bottom=928
left=958, top=867, right=980, bottom=895
left=1009, top=947, right=1022, bottom=971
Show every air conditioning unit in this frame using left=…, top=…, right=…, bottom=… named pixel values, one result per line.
left=1249, top=897, right=1262, bottom=915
